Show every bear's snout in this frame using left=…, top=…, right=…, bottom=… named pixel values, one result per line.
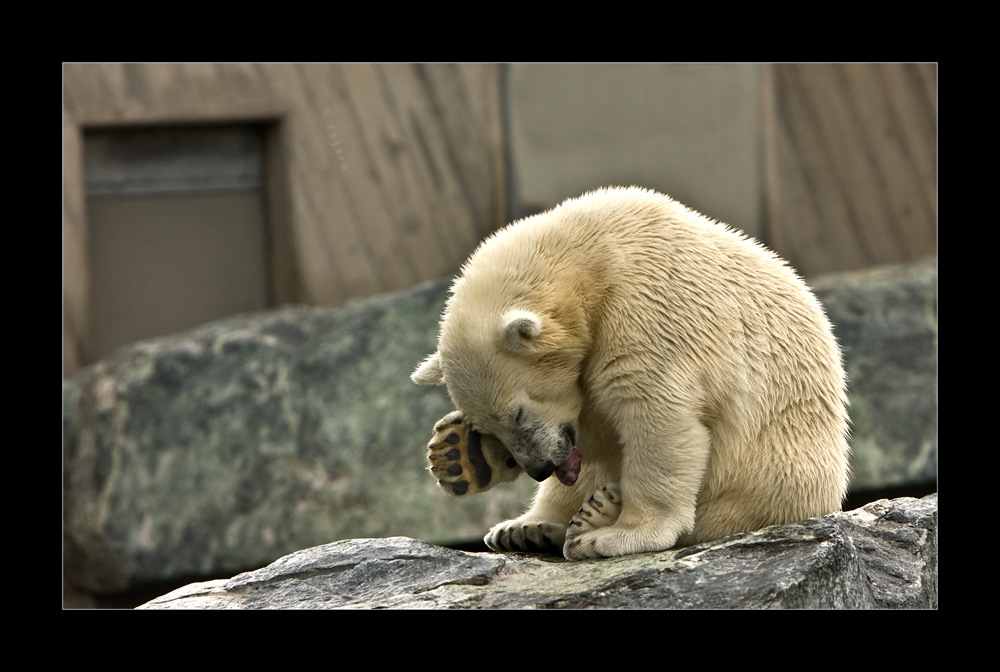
left=526, top=463, right=556, bottom=482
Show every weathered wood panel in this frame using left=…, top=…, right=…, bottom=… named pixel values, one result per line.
left=63, top=63, right=506, bottom=376
left=765, top=64, right=937, bottom=277
left=63, top=111, right=88, bottom=375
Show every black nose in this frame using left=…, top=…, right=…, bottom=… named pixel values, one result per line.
left=527, top=463, right=556, bottom=482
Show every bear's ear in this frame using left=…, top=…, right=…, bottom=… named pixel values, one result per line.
left=412, top=352, right=445, bottom=385
left=499, top=309, right=543, bottom=354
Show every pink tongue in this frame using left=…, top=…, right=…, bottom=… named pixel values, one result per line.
left=555, top=446, right=583, bottom=486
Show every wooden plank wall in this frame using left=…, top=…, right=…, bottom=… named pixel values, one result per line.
left=765, top=63, right=937, bottom=277
left=63, top=64, right=506, bottom=376
left=63, top=63, right=935, bottom=376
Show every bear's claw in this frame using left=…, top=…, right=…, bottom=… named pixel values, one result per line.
left=484, top=520, right=566, bottom=554
left=564, top=482, right=624, bottom=559
left=426, top=411, right=523, bottom=497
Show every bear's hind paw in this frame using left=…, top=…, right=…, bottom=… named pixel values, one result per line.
left=426, top=411, right=522, bottom=497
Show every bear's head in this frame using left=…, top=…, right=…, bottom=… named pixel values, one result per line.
left=412, top=308, right=586, bottom=486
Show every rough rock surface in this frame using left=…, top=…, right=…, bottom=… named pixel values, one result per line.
left=810, top=257, right=937, bottom=490
left=65, top=259, right=936, bottom=595
left=138, top=494, right=937, bottom=609
left=63, top=278, right=536, bottom=593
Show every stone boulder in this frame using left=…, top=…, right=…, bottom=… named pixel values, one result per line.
left=809, top=257, right=937, bottom=491
left=138, top=493, right=937, bottom=609
left=63, top=278, right=536, bottom=594
left=64, top=258, right=936, bottom=596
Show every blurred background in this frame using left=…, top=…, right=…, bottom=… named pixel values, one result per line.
left=63, top=63, right=937, bottom=607
left=64, top=63, right=935, bottom=375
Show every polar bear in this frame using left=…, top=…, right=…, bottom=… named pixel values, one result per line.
left=412, top=186, right=850, bottom=560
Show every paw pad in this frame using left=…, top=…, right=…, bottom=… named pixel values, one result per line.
left=425, top=411, right=523, bottom=497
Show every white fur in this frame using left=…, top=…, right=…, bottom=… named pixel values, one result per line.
left=413, top=186, right=850, bottom=560
left=412, top=352, right=444, bottom=385
left=498, top=310, right=543, bottom=354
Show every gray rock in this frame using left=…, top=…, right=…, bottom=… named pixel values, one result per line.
left=809, top=258, right=937, bottom=491
left=65, top=259, right=937, bottom=595
left=63, top=278, right=536, bottom=593
left=137, top=493, right=937, bottom=609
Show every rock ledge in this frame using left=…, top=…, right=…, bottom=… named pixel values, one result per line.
left=139, top=493, right=937, bottom=609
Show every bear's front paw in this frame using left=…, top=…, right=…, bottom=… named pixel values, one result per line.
left=564, top=496, right=689, bottom=561
left=564, top=483, right=624, bottom=560
left=484, top=519, right=566, bottom=553
left=426, top=411, right=523, bottom=497
left=568, top=482, right=623, bottom=533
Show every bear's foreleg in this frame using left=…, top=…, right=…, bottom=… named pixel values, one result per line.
left=426, top=411, right=523, bottom=497
left=563, top=413, right=709, bottom=560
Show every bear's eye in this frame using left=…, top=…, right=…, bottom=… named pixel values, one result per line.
left=514, top=407, right=525, bottom=425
